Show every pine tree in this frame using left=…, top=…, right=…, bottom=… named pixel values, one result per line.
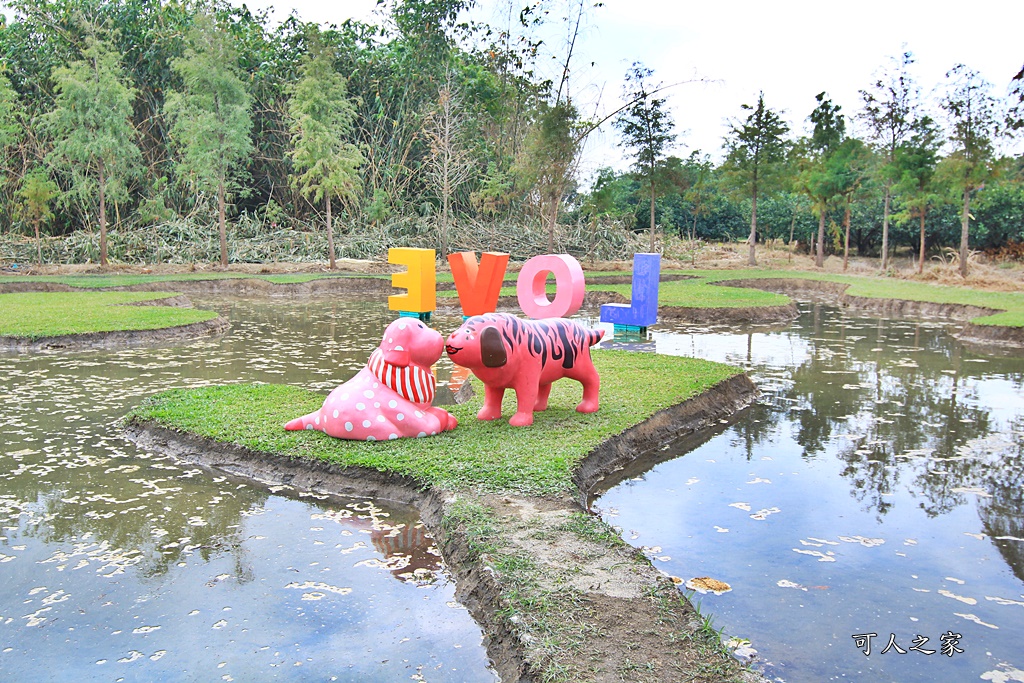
left=287, top=41, right=364, bottom=269
left=165, top=12, right=253, bottom=267
left=41, top=27, right=141, bottom=267
left=722, top=92, right=789, bottom=266
left=893, top=116, right=942, bottom=274
left=860, top=51, right=917, bottom=271
left=615, top=63, right=676, bottom=253
left=940, top=64, right=1001, bottom=278
left=828, top=138, right=872, bottom=271
left=18, top=168, right=58, bottom=265
left=797, top=92, right=846, bottom=268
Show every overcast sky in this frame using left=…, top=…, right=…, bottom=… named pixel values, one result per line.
left=3, top=0, right=1021, bottom=180
left=228, top=0, right=1022, bottom=180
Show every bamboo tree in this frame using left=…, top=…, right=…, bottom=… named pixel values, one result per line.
left=424, top=70, right=474, bottom=257
left=0, top=70, right=19, bottom=155
left=165, top=12, right=253, bottom=267
left=41, top=26, right=141, bottom=267
left=722, top=92, right=789, bottom=266
left=581, top=167, right=620, bottom=258
left=287, top=41, right=364, bottom=270
left=0, top=71, right=22, bottom=230
left=516, top=100, right=582, bottom=252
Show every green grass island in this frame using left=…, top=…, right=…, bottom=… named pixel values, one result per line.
left=0, top=289, right=227, bottom=351
left=124, top=350, right=762, bottom=682
left=5, top=268, right=1024, bottom=328
left=3, top=265, right=1024, bottom=352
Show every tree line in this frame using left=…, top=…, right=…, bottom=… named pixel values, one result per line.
left=0, top=0, right=1022, bottom=275
left=597, top=53, right=1024, bottom=277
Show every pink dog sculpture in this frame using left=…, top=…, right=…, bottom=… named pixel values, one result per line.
left=284, top=318, right=458, bottom=440
left=444, top=313, right=604, bottom=427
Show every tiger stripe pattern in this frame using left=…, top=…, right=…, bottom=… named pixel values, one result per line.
left=458, top=313, right=603, bottom=369
left=444, top=312, right=604, bottom=427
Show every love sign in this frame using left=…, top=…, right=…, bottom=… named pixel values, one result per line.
left=388, top=248, right=659, bottom=327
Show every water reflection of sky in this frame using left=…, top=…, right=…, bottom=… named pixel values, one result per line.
left=597, top=304, right=1024, bottom=683
left=0, top=298, right=495, bottom=681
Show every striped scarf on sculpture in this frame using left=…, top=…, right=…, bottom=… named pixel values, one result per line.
left=367, top=349, right=436, bottom=405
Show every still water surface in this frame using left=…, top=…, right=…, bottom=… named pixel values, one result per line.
left=596, top=303, right=1024, bottom=683
left=4, top=294, right=1023, bottom=683
left=0, top=298, right=496, bottom=682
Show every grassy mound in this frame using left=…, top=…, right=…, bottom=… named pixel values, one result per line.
left=126, top=350, right=741, bottom=496
left=0, top=291, right=219, bottom=339
left=681, top=269, right=1024, bottom=326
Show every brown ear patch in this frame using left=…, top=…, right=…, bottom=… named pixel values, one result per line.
left=480, top=326, right=508, bottom=368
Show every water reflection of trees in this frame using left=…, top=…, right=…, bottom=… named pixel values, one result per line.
left=0, top=298, right=447, bottom=586
left=975, top=416, right=1024, bottom=582
left=728, top=401, right=777, bottom=462
left=5, top=463, right=442, bottom=583
left=744, top=307, right=1023, bottom=527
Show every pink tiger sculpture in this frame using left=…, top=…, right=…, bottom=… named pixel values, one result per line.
left=284, top=318, right=458, bottom=441
left=445, top=313, right=604, bottom=427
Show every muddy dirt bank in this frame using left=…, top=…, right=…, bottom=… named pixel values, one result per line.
left=956, top=321, right=1024, bottom=348
left=123, top=373, right=761, bottom=683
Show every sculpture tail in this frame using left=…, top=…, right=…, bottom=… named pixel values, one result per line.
left=284, top=411, right=321, bottom=432
left=587, top=329, right=605, bottom=347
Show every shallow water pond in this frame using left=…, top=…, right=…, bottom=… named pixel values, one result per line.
left=0, top=298, right=495, bottom=681
left=596, top=303, right=1024, bottom=683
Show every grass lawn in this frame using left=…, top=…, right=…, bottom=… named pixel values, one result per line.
left=0, top=272, right=384, bottom=289
left=439, top=280, right=788, bottom=308
left=590, top=277, right=789, bottom=308
left=125, top=350, right=741, bottom=496
left=0, top=291, right=219, bottom=339
left=498, top=267, right=1017, bottom=325
left=5, top=266, right=1021, bottom=327
left=667, top=269, right=1024, bottom=326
